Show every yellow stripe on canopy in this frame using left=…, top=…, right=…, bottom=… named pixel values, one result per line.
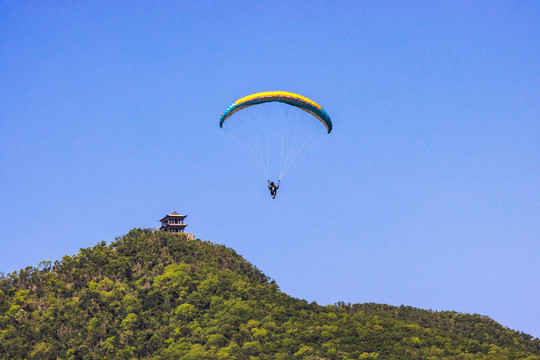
left=235, top=91, right=322, bottom=110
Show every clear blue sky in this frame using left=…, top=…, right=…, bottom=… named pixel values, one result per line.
left=1, top=1, right=539, bottom=337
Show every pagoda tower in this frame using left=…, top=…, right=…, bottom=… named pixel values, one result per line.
left=159, top=211, right=187, bottom=233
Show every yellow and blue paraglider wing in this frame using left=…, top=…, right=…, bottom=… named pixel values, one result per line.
left=219, top=91, right=332, bottom=133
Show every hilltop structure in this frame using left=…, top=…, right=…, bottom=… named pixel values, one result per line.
left=159, top=211, right=188, bottom=233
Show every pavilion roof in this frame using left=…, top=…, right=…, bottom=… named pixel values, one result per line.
left=159, top=211, right=187, bottom=222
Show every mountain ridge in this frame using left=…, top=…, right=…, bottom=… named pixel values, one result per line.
left=1, top=229, right=538, bottom=359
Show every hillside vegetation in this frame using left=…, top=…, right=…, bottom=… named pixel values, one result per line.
left=1, top=229, right=539, bottom=359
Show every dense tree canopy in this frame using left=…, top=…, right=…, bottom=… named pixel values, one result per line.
left=1, top=229, right=539, bottom=359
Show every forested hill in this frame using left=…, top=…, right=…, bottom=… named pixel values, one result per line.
left=1, top=229, right=539, bottom=359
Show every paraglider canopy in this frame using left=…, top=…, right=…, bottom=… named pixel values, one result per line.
left=220, top=91, right=332, bottom=133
